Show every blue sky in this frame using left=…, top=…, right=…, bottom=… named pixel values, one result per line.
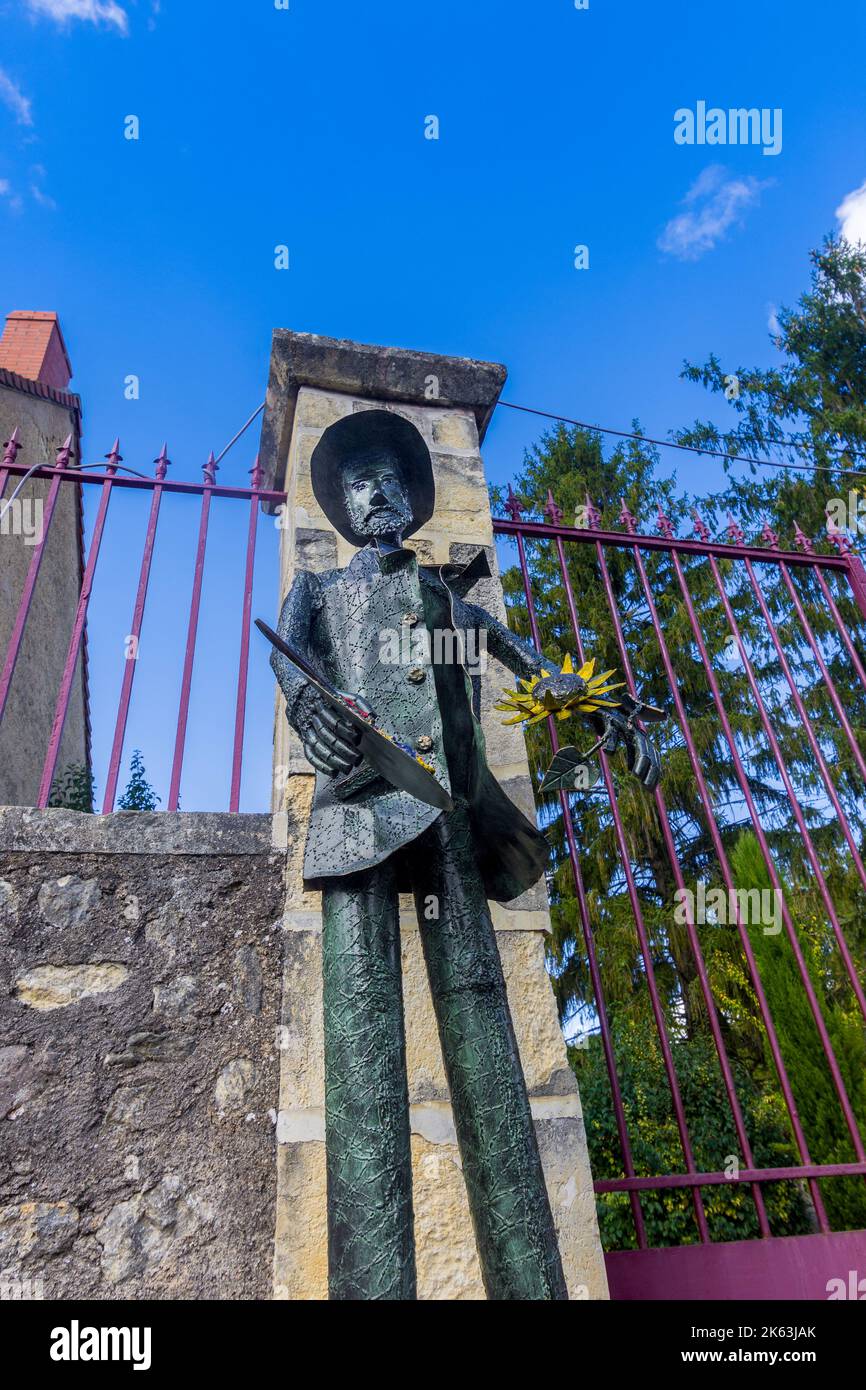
left=1, top=0, right=865, bottom=811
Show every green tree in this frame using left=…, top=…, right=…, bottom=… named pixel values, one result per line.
left=117, top=750, right=160, bottom=811
left=674, top=234, right=866, bottom=545
left=672, top=229, right=866, bottom=956
left=571, top=1019, right=811, bottom=1250
left=492, top=260, right=866, bottom=1238
left=490, top=424, right=841, bottom=1040
left=725, top=833, right=866, bottom=1233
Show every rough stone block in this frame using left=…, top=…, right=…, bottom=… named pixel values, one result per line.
left=0, top=810, right=284, bottom=1299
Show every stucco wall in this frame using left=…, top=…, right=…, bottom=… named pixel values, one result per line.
left=0, top=809, right=286, bottom=1299
left=0, top=384, right=89, bottom=807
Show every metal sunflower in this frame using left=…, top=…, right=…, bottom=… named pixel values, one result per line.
left=494, top=654, right=624, bottom=727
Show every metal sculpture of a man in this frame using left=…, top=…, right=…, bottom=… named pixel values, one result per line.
left=266, top=410, right=660, bottom=1301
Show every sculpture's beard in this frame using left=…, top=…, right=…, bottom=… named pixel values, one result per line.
left=349, top=497, right=414, bottom=539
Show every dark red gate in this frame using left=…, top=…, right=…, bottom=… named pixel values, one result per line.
left=0, top=429, right=286, bottom=813
left=494, top=495, right=866, bottom=1300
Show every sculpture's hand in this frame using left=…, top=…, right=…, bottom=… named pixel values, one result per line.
left=293, top=686, right=373, bottom=775
left=588, top=692, right=662, bottom=791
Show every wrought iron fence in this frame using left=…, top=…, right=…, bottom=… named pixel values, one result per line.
left=6, top=420, right=866, bottom=1280
left=493, top=490, right=866, bottom=1264
left=0, top=429, right=286, bottom=813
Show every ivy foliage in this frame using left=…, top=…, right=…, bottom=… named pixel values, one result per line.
left=47, top=763, right=95, bottom=813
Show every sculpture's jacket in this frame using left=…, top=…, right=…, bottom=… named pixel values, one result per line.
left=271, top=543, right=550, bottom=903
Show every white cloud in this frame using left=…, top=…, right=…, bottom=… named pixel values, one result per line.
left=836, top=180, right=866, bottom=245
left=0, top=69, right=33, bottom=125
left=0, top=179, right=24, bottom=213
left=30, top=181, right=57, bottom=210
left=0, top=164, right=57, bottom=211
left=26, top=0, right=129, bottom=32
left=658, top=165, right=771, bottom=261
left=767, top=303, right=781, bottom=337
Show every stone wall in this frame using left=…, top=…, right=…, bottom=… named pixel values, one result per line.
left=0, top=809, right=287, bottom=1300
left=0, top=333, right=610, bottom=1302
left=262, top=335, right=609, bottom=1301
left=0, top=383, right=89, bottom=807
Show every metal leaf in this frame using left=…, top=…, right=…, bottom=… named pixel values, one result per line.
left=539, top=745, right=590, bottom=794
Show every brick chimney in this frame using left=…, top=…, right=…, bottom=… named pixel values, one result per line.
left=0, top=310, right=72, bottom=390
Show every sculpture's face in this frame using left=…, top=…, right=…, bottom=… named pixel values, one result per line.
left=341, top=449, right=414, bottom=541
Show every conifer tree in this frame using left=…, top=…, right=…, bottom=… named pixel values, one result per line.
left=492, top=287, right=866, bottom=1239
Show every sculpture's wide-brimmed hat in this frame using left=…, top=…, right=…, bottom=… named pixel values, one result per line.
left=310, top=409, right=435, bottom=546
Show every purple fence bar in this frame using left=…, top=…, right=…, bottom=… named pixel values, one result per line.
left=167, top=452, right=217, bottom=813
left=540, top=496, right=709, bottom=1243
left=229, top=456, right=263, bottom=813
left=2, top=441, right=287, bottom=815
left=101, top=446, right=170, bottom=815
left=595, top=1160, right=866, bottom=1193
left=624, top=518, right=828, bottom=1226
left=694, top=519, right=866, bottom=1168
left=38, top=439, right=120, bottom=807
left=838, top=533, right=866, bottom=630
left=1, top=456, right=285, bottom=503
left=491, top=507, right=866, bottom=1235
left=585, top=504, right=769, bottom=1235
left=0, top=436, right=73, bottom=725
left=739, top=550, right=866, bottom=1018
left=6, top=420, right=866, bottom=1279
left=820, top=522, right=866, bottom=691
left=666, top=533, right=844, bottom=1227
left=750, top=527, right=866, bottom=900
left=777, top=553, right=866, bottom=783
left=0, top=426, right=22, bottom=499
left=509, top=511, right=648, bottom=1248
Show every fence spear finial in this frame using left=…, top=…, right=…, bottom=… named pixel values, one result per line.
left=55, top=434, right=73, bottom=469
left=656, top=504, right=675, bottom=540
left=504, top=484, right=524, bottom=522
left=619, top=499, right=638, bottom=534
left=726, top=513, right=746, bottom=546
left=105, top=437, right=123, bottom=471
left=155, top=443, right=171, bottom=480
left=250, top=453, right=264, bottom=490
left=826, top=511, right=854, bottom=554
left=760, top=520, right=780, bottom=549
left=2, top=425, right=21, bottom=467
left=543, top=489, right=562, bottom=526
left=793, top=520, right=815, bottom=554
left=692, top=509, right=711, bottom=543
left=203, top=450, right=218, bottom=486
left=584, top=493, right=602, bottom=529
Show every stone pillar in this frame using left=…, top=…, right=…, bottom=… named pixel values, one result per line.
left=259, top=333, right=608, bottom=1300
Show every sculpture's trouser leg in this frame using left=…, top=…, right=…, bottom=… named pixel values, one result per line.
left=322, top=856, right=416, bottom=1300
left=406, top=800, right=569, bottom=1300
